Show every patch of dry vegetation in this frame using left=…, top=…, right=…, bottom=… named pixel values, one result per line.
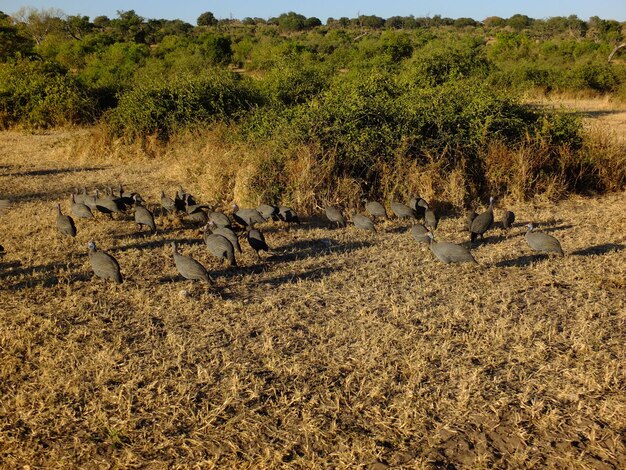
left=1, top=129, right=625, bottom=468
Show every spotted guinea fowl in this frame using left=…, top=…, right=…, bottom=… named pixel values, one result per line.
left=325, top=206, right=346, bottom=228
left=232, top=204, right=266, bottom=228
left=209, top=210, right=232, bottom=229
left=81, top=189, right=97, bottom=211
left=160, top=191, right=176, bottom=214
left=390, top=201, right=417, bottom=220
left=203, top=230, right=237, bottom=267
left=424, top=203, right=439, bottom=230
left=133, top=195, right=156, bottom=234
left=466, top=209, right=478, bottom=232
left=410, top=224, right=430, bottom=244
left=364, top=200, right=387, bottom=220
left=525, top=224, right=564, bottom=256
left=70, top=194, right=93, bottom=219
left=470, top=197, right=494, bottom=243
left=186, top=208, right=208, bottom=226
left=87, top=241, right=122, bottom=283
left=56, top=204, right=76, bottom=237
left=502, top=210, right=515, bottom=230
left=205, top=221, right=242, bottom=253
left=257, top=204, right=279, bottom=221
left=172, top=241, right=211, bottom=283
left=409, top=196, right=428, bottom=220
left=247, top=228, right=269, bottom=260
left=428, top=232, right=477, bottom=265
left=352, top=213, right=376, bottom=232
left=278, top=206, right=300, bottom=225
left=94, top=189, right=123, bottom=217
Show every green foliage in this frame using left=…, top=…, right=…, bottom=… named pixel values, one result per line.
left=0, top=24, right=35, bottom=60
left=106, top=70, right=260, bottom=141
left=258, top=58, right=331, bottom=106
left=197, top=11, right=218, bottom=27
left=195, top=33, right=233, bottom=65
left=0, top=59, right=95, bottom=128
left=569, top=63, right=621, bottom=92
left=403, top=39, right=492, bottom=86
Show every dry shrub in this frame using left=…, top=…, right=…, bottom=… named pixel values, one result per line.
left=81, top=118, right=625, bottom=216
left=484, top=141, right=572, bottom=202
left=582, top=126, right=626, bottom=192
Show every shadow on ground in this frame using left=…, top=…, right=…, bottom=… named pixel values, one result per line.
left=571, top=243, right=625, bottom=256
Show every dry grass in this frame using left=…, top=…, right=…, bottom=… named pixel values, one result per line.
left=1, top=129, right=625, bottom=469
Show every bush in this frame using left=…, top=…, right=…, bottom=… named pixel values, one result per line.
left=0, top=59, right=96, bottom=128
left=105, top=70, right=260, bottom=141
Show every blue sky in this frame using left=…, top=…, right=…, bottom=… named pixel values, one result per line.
left=1, top=0, right=625, bottom=23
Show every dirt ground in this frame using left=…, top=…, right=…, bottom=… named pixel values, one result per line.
left=0, top=121, right=625, bottom=468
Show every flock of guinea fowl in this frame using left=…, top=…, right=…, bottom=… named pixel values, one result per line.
left=0, top=185, right=564, bottom=285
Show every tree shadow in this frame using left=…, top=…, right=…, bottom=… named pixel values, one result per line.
left=114, top=237, right=202, bottom=252
left=496, top=254, right=550, bottom=267
left=0, top=260, right=92, bottom=290
left=268, top=238, right=372, bottom=263
left=258, top=266, right=338, bottom=287
left=469, top=233, right=507, bottom=247
left=385, top=225, right=411, bottom=234
left=7, top=167, right=106, bottom=177
left=541, top=224, right=574, bottom=233
left=571, top=243, right=625, bottom=257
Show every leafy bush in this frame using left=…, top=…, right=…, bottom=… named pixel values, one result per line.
left=402, top=39, right=493, bottom=86
left=105, top=70, right=260, bottom=141
left=0, top=59, right=96, bottom=128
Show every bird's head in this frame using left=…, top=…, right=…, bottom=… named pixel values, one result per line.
left=87, top=241, right=97, bottom=251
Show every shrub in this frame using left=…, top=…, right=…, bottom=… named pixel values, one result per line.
left=0, top=59, right=96, bottom=128
left=105, top=70, right=260, bottom=141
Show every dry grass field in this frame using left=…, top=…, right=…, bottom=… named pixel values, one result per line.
left=0, top=126, right=625, bottom=469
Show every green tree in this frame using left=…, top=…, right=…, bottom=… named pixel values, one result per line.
left=277, top=12, right=306, bottom=31
left=197, top=11, right=218, bottom=27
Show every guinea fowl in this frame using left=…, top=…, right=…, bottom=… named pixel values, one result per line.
left=257, top=204, right=279, bottom=221
left=525, top=224, right=564, bottom=256
left=410, top=224, right=430, bottom=244
left=209, top=210, right=232, bottom=229
left=133, top=195, right=156, bottom=234
left=186, top=208, right=208, bottom=227
left=205, top=221, right=242, bottom=253
left=409, top=197, right=428, bottom=219
left=232, top=204, right=266, bottom=228
left=364, top=200, right=387, bottom=220
left=352, top=213, right=376, bottom=232
left=502, top=210, right=515, bottom=229
left=82, top=189, right=97, bottom=211
left=94, top=189, right=122, bottom=217
left=466, top=209, right=478, bottom=232
left=325, top=206, right=346, bottom=228
left=470, top=197, right=494, bottom=243
left=160, top=191, right=176, bottom=214
left=87, top=241, right=122, bottom=283
left=56, top=204, right=76, bottom=237
left=247, top=228, right=269, bottom=260
left=424, top=203, right=439, bottom=230
left=390, top=201, right=417, bottom=220
left=70, top=194, right=93, bottom=219
left=203, top=229, right=237, bottom=267
left=278, top=206, right=300, bottom=225
left=174, top=189, right=186, bottom=212
left=172, top=241, right=211, bottom=283
left=117, top=184, right=135, bottom=208
left=428, top=232, right=477, bottom=265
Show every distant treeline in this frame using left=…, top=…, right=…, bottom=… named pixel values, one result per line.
left=0, top=9, right=624, bottom=203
